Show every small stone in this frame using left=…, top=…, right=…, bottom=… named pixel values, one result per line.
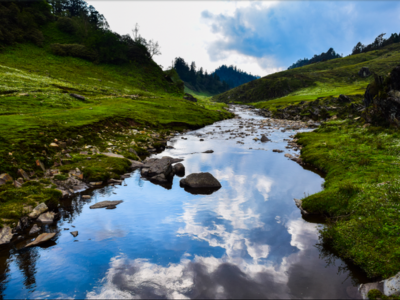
left=70, top=231, right=78, bottom=237
left=202, top=150, right=214, bottom=153
left=90, top=200, right=123, bottom=209
left=49, top=143, right=59, bottom=147
left=17, top=169, right=30, bottom=181
left=0, top=173, right=13, bottom=182
left=69, top=93, right=86, bottom=101
left=82, top=195, right=91, bottom=199
left=273, top=149, right=284, bottom=153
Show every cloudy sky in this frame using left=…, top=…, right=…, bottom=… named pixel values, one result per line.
left=87, top=1, right=400, bottom=77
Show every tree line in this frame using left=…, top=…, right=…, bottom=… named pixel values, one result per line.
left=288, top=48, right=342, bottom=70
left=351, top=32, right=400, bottom=55
left=0, top=0, right=160, bottom=65
left=173, top=57, right=230, bottom=95
left=213, top=65, right=260, bottom=88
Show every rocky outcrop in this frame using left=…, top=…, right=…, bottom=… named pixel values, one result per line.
left=180, top=172, right=221, bottom=194
left=359, top=271, right=400, bottom=299
left=363, top=65, right=400, bottom=126
left=294, top=198, right=311, bottom=215
left=183, top=93, right=197, bottom=102
left=358, top=67, right=371, bottom=78
left=90, top=200, right=123, bottom=209
left=257, top=95, right=363, bottom=122
left=142, top=157, right=174, bottom=178
left=28, top=203, right=48, bottom=219
left=37, top=212, right=56, bottom=224
left=25, top=232, right=56, bottom=247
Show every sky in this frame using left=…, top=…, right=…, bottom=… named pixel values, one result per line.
left=87, top=1, right=400, bottom=77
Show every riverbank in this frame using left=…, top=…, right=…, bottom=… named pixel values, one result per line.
left=2, top=105, right=368, bottom=299
left=0, top=44, right=233, bottom=236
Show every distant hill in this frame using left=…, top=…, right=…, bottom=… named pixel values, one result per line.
left=288, top=48, right=341, bottom=70
left=213, top=65, right=260, bottom=89
left=213, top=42, right=400, bottom=105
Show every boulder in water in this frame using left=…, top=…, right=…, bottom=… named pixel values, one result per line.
left=173, top=163, right=185, bottom=177
left=25, top=233, right=56, bottom=247
left=180, top=172, right=221, bottom=195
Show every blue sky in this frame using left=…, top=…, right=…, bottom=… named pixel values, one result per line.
left=88, top=1, right=400, bottom=76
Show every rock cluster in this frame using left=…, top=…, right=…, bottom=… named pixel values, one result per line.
left=364, top=65, right=400, bottom=126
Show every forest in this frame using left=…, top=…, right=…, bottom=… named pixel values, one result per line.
left=0, top=0, right=155, bottom=64
left=173, top=57, right=230, bottom=95
left=213, top=65, right=260, bottom=89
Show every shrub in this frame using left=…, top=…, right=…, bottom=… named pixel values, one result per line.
left=26, top=29, right=44, bottom=46
left=51, top=43, right=97, bottom=61
left=56, top=17, right=77, bottom=34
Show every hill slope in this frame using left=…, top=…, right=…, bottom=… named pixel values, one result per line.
left=0, top=5, right=232, bottom=227
left=213, top=43, right=400, bottom=106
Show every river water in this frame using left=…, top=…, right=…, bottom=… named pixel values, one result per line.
left=0, top=106, right=368, bottom=299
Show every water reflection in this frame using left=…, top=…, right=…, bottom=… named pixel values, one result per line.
left=0, top=106, right=368, bottom=299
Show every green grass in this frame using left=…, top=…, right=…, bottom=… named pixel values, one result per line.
left=213, top=43, right=400, bottom=106
left=252, top=81, right=366, bottom=111
left=296, top=120, right=400, bottom=279
left=0, top=25, right=233, bottom=227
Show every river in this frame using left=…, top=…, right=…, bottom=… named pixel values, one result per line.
left=0, top=105, right=368, bottom=299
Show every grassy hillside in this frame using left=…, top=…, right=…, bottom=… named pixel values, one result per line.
left=0, top=23, right=233, bottom=227
left=213, top=43, right=400, bottom=107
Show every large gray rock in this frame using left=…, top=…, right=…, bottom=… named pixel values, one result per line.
left=90, top=200, right=123, bottom=209
left=131, top=161, right=144, bottom=170
left=37, top=212, right=56, bottom=224
left=25, top=232, right=56, bottom=247
left=150, top=173, right=168, bottom=183
left=0, top=226, right=13, bottom=245
left=142, top=157, right=174, bottom=178
left=28, top=203, right=48, bottom=219
left=358, top=271, right=400, bottom=299
left=180, top=172, right=221, bottom=188
left=173, top=163, right=185, bottom=176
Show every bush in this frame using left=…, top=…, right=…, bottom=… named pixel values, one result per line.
left=26, top=29, right=44, bottom=46
left=56, top=17, right=77, bottom=34
left=51, top=43, right=97, bottom=61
